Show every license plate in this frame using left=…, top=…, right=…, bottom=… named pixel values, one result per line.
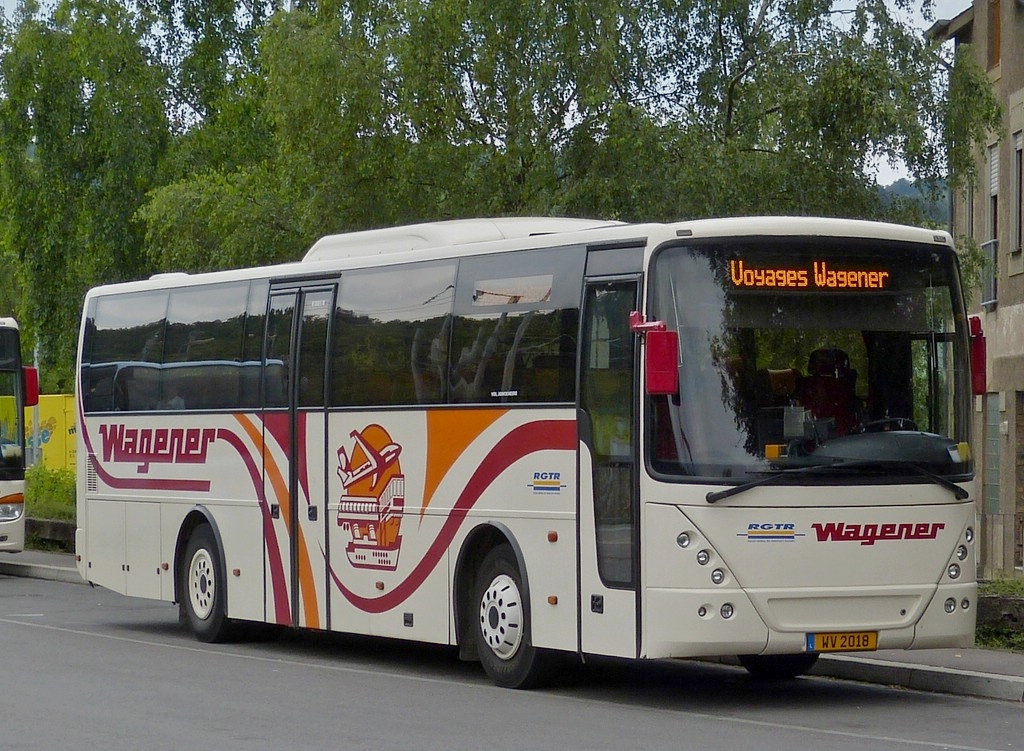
left=806, top=631, right=878, bottom=653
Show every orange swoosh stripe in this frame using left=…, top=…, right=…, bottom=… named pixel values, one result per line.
left=423, top=409, right=506, bottom=514
left=234, top=414, right=320, bottom=628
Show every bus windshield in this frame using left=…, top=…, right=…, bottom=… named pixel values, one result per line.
left=648, top=236, right=972, bottom=481
left=0, top=328, right=24, bottom=476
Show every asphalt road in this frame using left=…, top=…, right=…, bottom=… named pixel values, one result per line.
left=2, top=573, right=1022, bottom=751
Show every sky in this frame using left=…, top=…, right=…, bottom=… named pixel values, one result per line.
left=872, top=0, right=973, bottom=184
left=0, top=0, right=978, bottom=184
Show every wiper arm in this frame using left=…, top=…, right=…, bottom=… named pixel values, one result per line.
left=874, top=460, right=970, bottom=500
left=705, top=459, right=970, bottom=504
left=705, top=464, right=834, bottom=504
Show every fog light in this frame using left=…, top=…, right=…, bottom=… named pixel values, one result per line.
left=965, top=527, right=974, bottom=543
left=721, top=603, right=734, bottom=619
left=956, top=545, right=968, bottom=561
left=711, top=568, right=725, bottom=585
left=961, top=599, right=970, bottom=610
left=948, top=563, right=960, bottom=579
left=698, top=606, right=707, bottom=617
left=944, top=598, right=956, bottom=613
left=696, top=550, right=710, bottom=566
left=677, top=533, right=691, bottom=549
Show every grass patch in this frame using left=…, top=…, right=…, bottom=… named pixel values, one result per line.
left=24, top=464, right=76, bottom=522
left=24, top=534, right=72, bottom=553
left=979, top=578, right=1024, bottom=597
left=976, top=625, right=1024, bottom=653
left=975, top=578, right=1024, bottom=652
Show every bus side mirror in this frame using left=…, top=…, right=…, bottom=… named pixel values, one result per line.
left=645, top=330, right=679, bottom=396
left=968, top=315, right=986, bottom=396
left=629, top=311, right=680, bottom=396
left=23, top=366, right=38, bottom=407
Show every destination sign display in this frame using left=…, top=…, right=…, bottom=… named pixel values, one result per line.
left=729, top=259, right=891, bottom=290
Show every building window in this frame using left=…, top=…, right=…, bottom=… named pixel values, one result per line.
left=1015, top=132, right=1023, bottom=254
left=983, top=144, right=999, bottom=307
left=1013, top=132, right=1024, bottom=276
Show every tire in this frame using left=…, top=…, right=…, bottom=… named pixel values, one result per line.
left=474, top=544, right=552, bottom=689
left=738, top=653, right=820, bottom=680
left=180, top=524, right=234, bottom=643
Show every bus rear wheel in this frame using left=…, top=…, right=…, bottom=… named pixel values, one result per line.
left=738, top=653, right=819, bottom=680
left=473, top=544, right=551, bottom=689
left=180, top=524, right=233, bottom=643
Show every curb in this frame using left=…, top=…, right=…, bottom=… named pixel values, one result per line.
left=0, top=557, right=83, bottom=585
left=813, top=653, right=1024, bottom=702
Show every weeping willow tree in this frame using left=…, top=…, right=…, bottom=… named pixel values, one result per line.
left=0, top=0, right=1001, bottom=389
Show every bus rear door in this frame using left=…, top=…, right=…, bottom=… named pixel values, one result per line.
left=264, top=283, right=336, bottom=630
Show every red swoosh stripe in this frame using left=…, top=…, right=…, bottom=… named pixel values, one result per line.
left=219, top=423, right=291, bottom=624
left=328, top=419, right=576, bottom=614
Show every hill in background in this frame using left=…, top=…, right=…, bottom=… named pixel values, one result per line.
left=879, top=178, right=950, bottom=227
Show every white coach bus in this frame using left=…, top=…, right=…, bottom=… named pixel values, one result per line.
left=75, top=216, right=983, bottom=687
left=0, top=317, right=38, bottom=552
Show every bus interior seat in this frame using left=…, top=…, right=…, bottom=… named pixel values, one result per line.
left=799, top=348, right=858, bottom=436
left=766, top=367, right=801, bottom=401
left=117, top=365, right=161, bottom=410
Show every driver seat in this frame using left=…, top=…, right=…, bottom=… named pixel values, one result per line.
left=799, top=348, right=858, bottom=437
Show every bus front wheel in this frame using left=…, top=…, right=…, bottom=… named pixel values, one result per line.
left=473, top=544, right=551, bottom=689
left=180, top=524, right=233, bottom=643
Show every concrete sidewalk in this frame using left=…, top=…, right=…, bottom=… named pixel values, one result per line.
left=0, top=549, right=83, bottom=585
left=3, top=549, right=1023, bottom=702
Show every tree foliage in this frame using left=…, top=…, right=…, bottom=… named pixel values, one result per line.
left=0, top=0, right=168, bottom=389
left=0, top=0, right=1003, bottom=389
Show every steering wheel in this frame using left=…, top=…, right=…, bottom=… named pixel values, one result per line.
left=855, top=417, right=918, bottom=433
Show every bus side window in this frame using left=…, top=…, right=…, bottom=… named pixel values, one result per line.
left=83, top=291, right=169, bottom=414
left=331, top=262, right=456, bottom=407
left=265, top=296, right=295, bottom=409
left=451, top=245, right=585, bottom=405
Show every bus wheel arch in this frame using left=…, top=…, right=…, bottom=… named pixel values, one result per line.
left=174, top=508, right=234, bottom=643
left=454, top=524, right=521, bottom=661
left=456, top=524, right=553, bottom=688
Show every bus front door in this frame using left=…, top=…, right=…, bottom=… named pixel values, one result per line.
left=579, top=278, right=640, bottom=658
left=264, top=284, right=335, bottom=630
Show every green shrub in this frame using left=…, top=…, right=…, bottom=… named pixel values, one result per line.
left=975, top=625, right=1024, bottom=653
left=980, top=578, right=1024, bottom=598
left=24, top=464, right=76, bottom=522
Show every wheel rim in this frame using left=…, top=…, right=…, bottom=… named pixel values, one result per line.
left=188, top=547, right=216, bottom=621
left=479, top=573, right=523, bottom=660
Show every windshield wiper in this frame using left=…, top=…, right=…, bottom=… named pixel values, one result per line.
left=705, top=459, right=970, bottom=504
left=706, top=463, right=834, bottom=504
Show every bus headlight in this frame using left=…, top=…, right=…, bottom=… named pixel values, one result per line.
left=947, top=563, right=961, bottom=580
left=0, top=502, right=24, bottom=521
left=956, top=545, right=968, bottom=561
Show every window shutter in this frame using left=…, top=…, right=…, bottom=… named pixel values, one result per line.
left=989, top=145, right=1000, bottom=196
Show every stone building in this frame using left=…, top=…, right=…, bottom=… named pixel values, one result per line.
left=931, top=1, right=1024, bottom=576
